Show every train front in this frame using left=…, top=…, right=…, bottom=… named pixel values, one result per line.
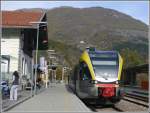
left=82, top=50, right=124, bottom=104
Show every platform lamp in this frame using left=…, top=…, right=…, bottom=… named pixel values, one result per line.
left=29, top=21, right=47, bottom=95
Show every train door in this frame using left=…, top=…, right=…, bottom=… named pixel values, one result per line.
left=79, top=62, right=92, bottom=98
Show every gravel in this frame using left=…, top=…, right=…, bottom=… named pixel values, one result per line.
left=115, top=100, right=148, bottom=112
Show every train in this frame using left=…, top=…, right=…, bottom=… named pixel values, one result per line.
left=68, top=48, right=124, bottom=104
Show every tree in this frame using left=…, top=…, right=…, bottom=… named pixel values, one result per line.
left=120, top=48, right=144, bottom=68
left=56, top=66, right=62, bottom=80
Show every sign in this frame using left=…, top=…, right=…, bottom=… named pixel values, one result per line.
left=39, top=57, right=47, bottom=72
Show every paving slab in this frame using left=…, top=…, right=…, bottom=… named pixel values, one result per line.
left=6, top=84, right=91, bottom=112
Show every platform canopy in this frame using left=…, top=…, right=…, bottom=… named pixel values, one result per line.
left=124, top=64, right=148, bottom=73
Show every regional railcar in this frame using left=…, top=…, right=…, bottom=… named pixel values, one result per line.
left=68, top=48, right=124, bottom=104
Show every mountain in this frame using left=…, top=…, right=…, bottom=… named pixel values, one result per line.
left=17, top=7, right=148, bottom=67
left=46, top=7, right=148, bottom=67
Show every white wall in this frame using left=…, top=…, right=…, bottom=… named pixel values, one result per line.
left=2, top=28, right=34, bottom=81
left=1, top=38, right=19, bottom=74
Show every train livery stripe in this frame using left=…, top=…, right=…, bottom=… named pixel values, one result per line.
left=118, top=54, right=123, bottom=80
left=80, top=51, right=96, bottom=80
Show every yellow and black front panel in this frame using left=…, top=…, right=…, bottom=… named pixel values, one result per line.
left=80, top=50, right=123, bottom=83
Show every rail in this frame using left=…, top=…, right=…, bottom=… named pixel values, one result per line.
left=123, top=93, right=149, bottom=108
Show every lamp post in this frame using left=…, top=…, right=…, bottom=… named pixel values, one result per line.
left=30, top=21, right=47, bottom=95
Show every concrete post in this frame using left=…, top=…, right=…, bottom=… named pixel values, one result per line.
left=62, top=67, right=64, bottom=83
left=31, top=58, right=34, bottom=96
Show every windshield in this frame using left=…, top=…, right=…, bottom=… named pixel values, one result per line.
left=91, top=58, right=118, bottom=79
left=93, top=65, right=118, bottom=79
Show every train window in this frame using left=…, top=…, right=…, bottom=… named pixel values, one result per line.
left=79, top=62, right=92, bottom=80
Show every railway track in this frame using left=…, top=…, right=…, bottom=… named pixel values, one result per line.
left=85, top=103, right=123, bottom=112
left=84, top=94, right=149, bottom=112
left=86, top=100, right=148, bottom=112
left=125, top=93, right=148, bottom=102
left=123, top=93, right=149, bottom=108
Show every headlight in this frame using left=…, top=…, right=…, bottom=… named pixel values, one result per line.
left=90, top=80, right=98, bottom=84
left=116, top=81, right=118, bottom=84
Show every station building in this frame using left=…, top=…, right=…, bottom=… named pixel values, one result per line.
left=1, top=11, right=48, bottom=83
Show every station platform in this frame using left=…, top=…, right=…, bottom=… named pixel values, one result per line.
left=6, top=84, right=91, bottom=112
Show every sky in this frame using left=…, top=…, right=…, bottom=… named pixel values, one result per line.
left=1, top=1, right=149, bottom=25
